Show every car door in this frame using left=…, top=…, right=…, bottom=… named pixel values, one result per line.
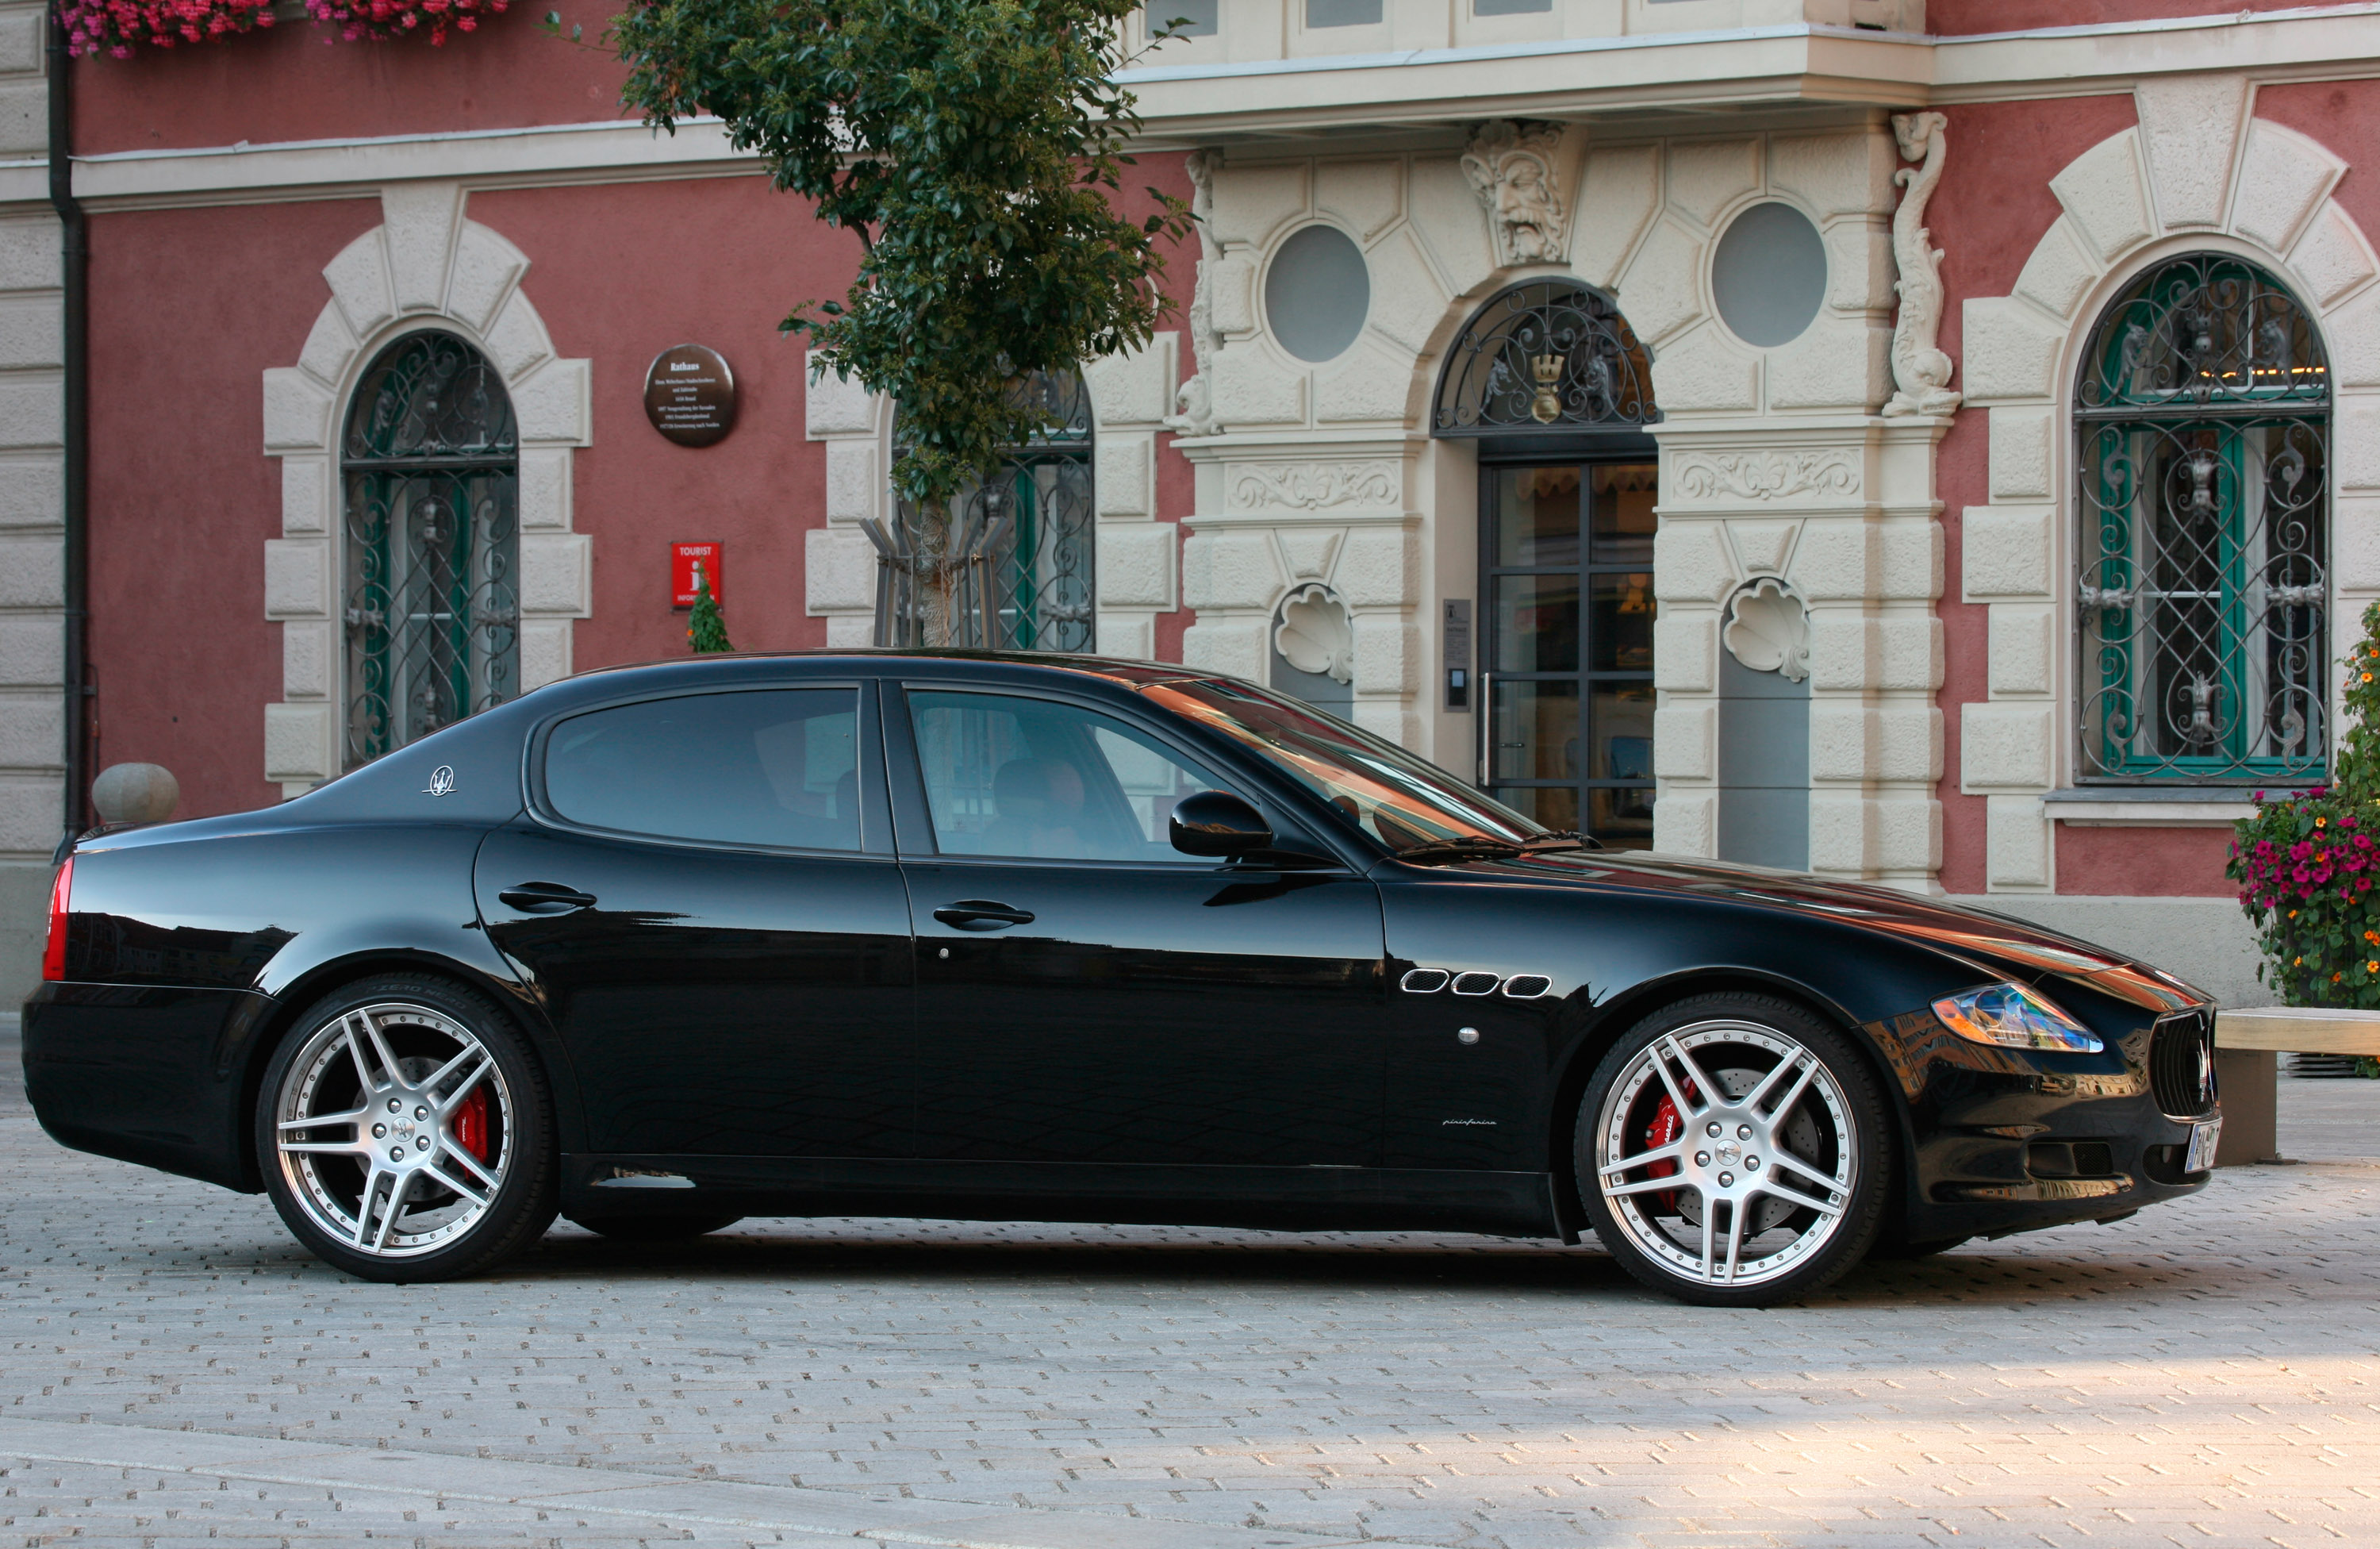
left=891, top=682, right=1386, bottom=1167
left=477, top=679, right=915, bottom=1158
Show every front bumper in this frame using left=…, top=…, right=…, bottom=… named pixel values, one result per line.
left=1869, top=1004, right=2218, bottom=1243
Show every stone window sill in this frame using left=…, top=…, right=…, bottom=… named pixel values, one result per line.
left=2044, top=788, right=2259, bottom=828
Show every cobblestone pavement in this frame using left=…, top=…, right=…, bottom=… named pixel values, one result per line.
left=6, top=1038, right=2380, bottom=1549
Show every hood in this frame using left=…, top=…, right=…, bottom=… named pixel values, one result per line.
left=1412, top=848, right=2210, bottom=1014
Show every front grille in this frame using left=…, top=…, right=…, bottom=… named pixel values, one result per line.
left=2149, top=1010, right=2217, bottom=1118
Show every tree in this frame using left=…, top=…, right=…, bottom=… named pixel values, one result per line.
left=611, top=0, right=1193, bottom=644
left=686, top=562, right=733, bottom=653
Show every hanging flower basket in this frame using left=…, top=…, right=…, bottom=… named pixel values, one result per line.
left=60, top=0, right=276, bottom=57
left=302, top=0, right=508, bottom=44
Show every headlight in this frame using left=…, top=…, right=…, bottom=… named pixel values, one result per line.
left=1931, top=981, right=2104, bottom=1054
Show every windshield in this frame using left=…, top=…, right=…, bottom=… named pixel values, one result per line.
left=1143, top=678, right=1546, bottom=853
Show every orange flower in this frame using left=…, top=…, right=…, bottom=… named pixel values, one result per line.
left=2317, top=817, right=2328, bottom=828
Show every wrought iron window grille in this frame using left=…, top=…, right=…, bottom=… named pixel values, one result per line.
left=340, top=332, right=520, bottom=770
left=1434, top=279, right=1657, bottom=436
left=2076, top=254, right=2329, bottom=786
left=874, top=371, right=1096, bottom=652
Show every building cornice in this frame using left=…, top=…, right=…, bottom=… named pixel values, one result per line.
left=6, top=5, right=2380, bottom=209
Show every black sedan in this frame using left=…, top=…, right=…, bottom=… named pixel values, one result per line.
left=24, top=652, right=2221, bottom=1306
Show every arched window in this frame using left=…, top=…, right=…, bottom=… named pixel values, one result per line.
left=2077, top=255, right=2328, bottom=784
left=341, top=332, right=520, bottom=767
left=892, top=370, right=1095, bottom=652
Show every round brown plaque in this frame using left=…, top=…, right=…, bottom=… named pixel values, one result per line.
left=643, top=343, right=738, bottom=447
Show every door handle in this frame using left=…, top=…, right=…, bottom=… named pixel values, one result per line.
left=933, top=900, right=1035, bottom=931
left=499, top=882, right=598, bottom=914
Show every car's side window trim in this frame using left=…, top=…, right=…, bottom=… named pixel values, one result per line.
left=884, top=678, right=1353, bottom=869
left=523, top=678, right=895, bottom=859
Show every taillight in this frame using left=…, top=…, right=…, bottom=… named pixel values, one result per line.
left=40, top=856, right=71, bottom=982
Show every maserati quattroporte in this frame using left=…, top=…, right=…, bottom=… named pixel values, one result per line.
left=24, top=652, right=2221, bottom=1305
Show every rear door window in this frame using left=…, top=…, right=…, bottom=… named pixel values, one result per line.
left=543, top=689, right=862, bottom=851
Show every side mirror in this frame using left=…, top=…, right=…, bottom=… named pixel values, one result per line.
left=1169, top=790, right=1274, bottom=858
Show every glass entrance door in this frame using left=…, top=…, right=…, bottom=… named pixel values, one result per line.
left=1480, top=462, right=1656, bottom=847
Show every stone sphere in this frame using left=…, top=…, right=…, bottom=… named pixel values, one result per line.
left=91, top=763, right=179, bottom=825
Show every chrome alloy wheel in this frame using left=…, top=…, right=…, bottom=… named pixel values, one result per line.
left=1592, top=1019, right=1858, bottom=1289
left=273, top=1001, right=512, bottom=1259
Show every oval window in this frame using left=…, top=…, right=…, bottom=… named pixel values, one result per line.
left=1711, top=201, right=1828, bottom=349
left=1265, top=224, right=1371, bottom=363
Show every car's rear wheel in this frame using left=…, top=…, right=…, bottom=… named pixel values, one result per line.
left=566, top=1213, right=744, bottom=1242
left=1577, top=993, right=1890, bottom=1308
left=258, top=974, right=557, bottom=1282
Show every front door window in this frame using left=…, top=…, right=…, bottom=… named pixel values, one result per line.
left=1481, top=463, right=1656, bottom=846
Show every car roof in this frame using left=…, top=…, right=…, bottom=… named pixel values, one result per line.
left=560, top=649, right=1223, bottom=691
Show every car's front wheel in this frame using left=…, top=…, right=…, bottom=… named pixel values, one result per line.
left=1577, top=994, right=1890, bottom=1307
left=257, top=974, right=558, bottom=1282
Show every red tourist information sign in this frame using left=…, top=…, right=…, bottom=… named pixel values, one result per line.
left=671, top=542, right=724, bottom=609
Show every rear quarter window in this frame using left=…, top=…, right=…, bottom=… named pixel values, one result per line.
left=543, top=689, right=862, bottom=851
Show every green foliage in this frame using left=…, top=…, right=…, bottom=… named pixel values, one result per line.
left=2228, top=600, right=2380, bottom=1005
left=611, top=0, right=1193, bottom=517
left=686, top=565, right=732, bottom=654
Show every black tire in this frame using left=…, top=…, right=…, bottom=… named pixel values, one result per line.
left=255, top=973, right=559, bottom=1282
left=1575, top=991, right=1892, bottom=1308
left=566, top=1214, right=745, bottom=1242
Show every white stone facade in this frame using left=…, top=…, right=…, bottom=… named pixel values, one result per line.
left=1958, top=76, right=2380, bottom=891
left=258, top=183, right=591, bottom=797
left=1171, top=121, right=1947, bottom=886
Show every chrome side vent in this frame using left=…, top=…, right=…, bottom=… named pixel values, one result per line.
left=1399, top=968, right=1452, bottom=994
left=1503, top=974, right=1553, bottom=999
left=1452, top=971, right=1501, bottom=996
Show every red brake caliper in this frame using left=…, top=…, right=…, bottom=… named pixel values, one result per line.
left=455, top=1086, right=490, bottom=1163
left=1641, top=1080, right=1700, bottom=1215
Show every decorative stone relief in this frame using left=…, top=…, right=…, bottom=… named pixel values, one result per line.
left=1275, top=585, right=1354, bottom=686
left=1226, top=460, right=1398, bottom=512
left=1461, top=121, right=1568, bottom=267
left=1165, top=149, right=1224, bottom=438
left=1672, top=450, right=1859, bottom=503
left=1883, top=112, right=1962, bottom=419
left=1722, top=578, right=1810, bottom=682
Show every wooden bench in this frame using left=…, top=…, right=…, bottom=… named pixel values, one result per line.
left=2213, top=1008, right=2380, bottom=1164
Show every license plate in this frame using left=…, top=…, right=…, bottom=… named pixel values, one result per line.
left=2184, top=1117, right=2223, bottom=1172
